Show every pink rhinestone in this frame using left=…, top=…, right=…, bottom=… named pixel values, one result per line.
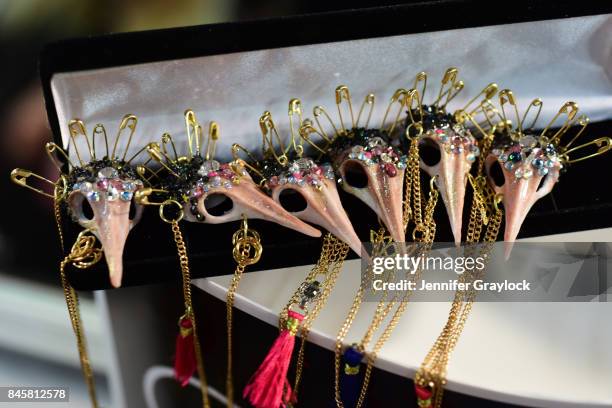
left=364, top=151, right=372, bottom=159
left=313, top=167, right=323, bottom=176
left=292, top=172, right=302, bottom=180
left=435, top=129, right=444, bottom=134
left=96, top=179, right=109, bottom=191
left=208, top=171, right=218, bottom=177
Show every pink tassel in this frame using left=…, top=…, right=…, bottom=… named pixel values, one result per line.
left=243, top=310, right=304, bottom=408
left=174, top=315, right=196, bottom=387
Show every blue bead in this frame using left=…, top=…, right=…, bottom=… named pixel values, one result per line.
left=343, top=346, right=364, bottom=365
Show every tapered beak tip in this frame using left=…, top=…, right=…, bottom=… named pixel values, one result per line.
left=108, top=261, right=123, bottom=288
left=503, top=240, right=515, bottom=261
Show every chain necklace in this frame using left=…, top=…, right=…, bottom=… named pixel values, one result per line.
left=289, top=233, right=349, bottom=398
left=334, top=134, right=439, bottom=408
left=225, top=216, right=263, bottom=407
left=414, top=136, right=503, bottom=408
left=159, top=200, right=211, bottom=408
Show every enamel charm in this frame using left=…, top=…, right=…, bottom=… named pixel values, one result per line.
left=300, top=86, right=409, bottom=242
left=485, top=90, right=612, bottom=248
left=403, top=68, right=498, bottom=245
left=137, top=110, right=321, bottom=238
left=12, top=114, right=146, bottom=288
left=233, top=99, right=362, bottom=255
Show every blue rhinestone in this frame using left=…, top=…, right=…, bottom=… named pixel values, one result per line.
left=532, top=158, right=544, bottom=168
left=504, top=161, right=514, bottom=171
left=87, top=191, right=101, bottom=202
left=120, top=191, right=133, bottom=202
left=508, top=152, right=522, bottom=162
left=538, top=167, right=549, bottom=176
left=499, top=153, right=508, bottom=162
left=546, top=159, right=555, bottom=168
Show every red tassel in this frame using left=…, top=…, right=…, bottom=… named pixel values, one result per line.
left=243, top=310, right=304, bottom=408
left=174, top=315, right=196, bottom=387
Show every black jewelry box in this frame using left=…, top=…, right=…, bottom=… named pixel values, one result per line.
left=39, top=0, right=612, bottom=290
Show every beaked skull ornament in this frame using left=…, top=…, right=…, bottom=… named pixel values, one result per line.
left=485, top=90, right=612, bottom=252
left=11, top=114, right=146, bottom=288
left=403, top=68, right=497, bottom=245
left=301, top=86, right=409, bottom=243
left=138, top=110, right=321, bottom=238
left=236, top=102, right=363, bottom=255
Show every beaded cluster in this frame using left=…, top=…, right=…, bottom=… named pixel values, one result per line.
left=267, top=157, right=335, bottom=190
left=70, top=163, right=143, bottom=204
left=492, top=134, right=561, bottom=181
left=330, top=128, right=407, bottom=177
left=424, top=124, right=480, bottom=162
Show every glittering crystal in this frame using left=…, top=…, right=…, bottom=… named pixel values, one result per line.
left=122, top=181, right=137, bottom=192
left=98, top=167, right=119, bottom=179
left=80, top=182, right=93, bottom=193
left=467, top=153, right=476, bottom=162
left=120, top=191, right=133, bottom=202
left=470, top=145, right=480, bottom=156
left=546, top=159, right=556, bottom=168
left=522, top=168, right=533, bottom=179
left=279, top=175, right=288, bottom=185
left=380, top=153, right=392, bottom=163
left=367, top=137, right=384, bottom=147
left=504, top=161, right=514, bottom=171
left=514, top=168, right=524, bottom=179
left=538, top=167, right=549, bottom=176
left=201, top=160, right=220, bottom=173
left=492, top=148, right=502, bottom=156
left=545, top=144, right=556, bottom=155
left=532, top=158, right=544, bottom=168
left=224, top=181, right=232, bottom=189
left=351, top=145, right=364, bottom=154
left=202, top=184, right=211, bottom=193
left=508, top=152, right=522, bottom=162
left=296, top=158, right=314, bottom=170
left=87, top=191, right=101, bottom=202
left=106, top=187, right=120, bottom=201
left=289, top=162, right=300, bottom=173
left=288, top=176, right=296, bottom=184
left=211, top=176, right=222, bottom=187
left=302, top=281, right=320, bottom=300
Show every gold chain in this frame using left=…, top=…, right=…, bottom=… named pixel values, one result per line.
left=170, top=221, right=211, bottom=408
left=59, top=230, right=103, bottom=408
left=334, top=142, right=439, bottom=408
left=292, top=235, right=349, bottom=396
left=225, top=217, right=262, bottom=407
left=415, top=183, right=502, bottom=408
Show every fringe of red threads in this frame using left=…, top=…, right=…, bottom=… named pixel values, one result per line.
left=174, top=316, right=196, bottom=387
left=243, top=310, right=304, bottom=408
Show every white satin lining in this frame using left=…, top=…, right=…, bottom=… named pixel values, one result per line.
left=51, top=14, right=612, bottom=164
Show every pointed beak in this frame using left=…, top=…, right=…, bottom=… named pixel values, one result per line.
left=435, top=150, right=471, bottom=246
left=493, top=162, right=560, bottom=259
left=89, top=200, right=132, bottom=288
left=196, top=176, right=321, bottom=238
left=340, top=160, right=405, bottom=243
left=271, top=179, right=363, bottom=256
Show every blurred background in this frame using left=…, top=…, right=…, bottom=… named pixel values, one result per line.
left=0, top=1, right=410, bottom=406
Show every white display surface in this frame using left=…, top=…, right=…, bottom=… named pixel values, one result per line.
left=194, top=228, right=612, bottom=408
left=50, top=14, right=612, bottom=164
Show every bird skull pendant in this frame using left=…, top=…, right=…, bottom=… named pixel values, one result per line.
left=266, top=156, right=363, bottom=256
left=330, top=129, right=407, bottom=243
left=68, top=166, right=144, bottom=288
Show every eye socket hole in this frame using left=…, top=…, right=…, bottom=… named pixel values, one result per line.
left=537, top=174, right=548, bottom=192
left=488, top=160, right=505, bottom=187
left=419, top=138, right=441, bottom=167
left=204, top=193, right=234, bottom=216
left=81, top=197, right=94, bottom=220
left=278, top=188, right=308, bottom=213
left=343, top=161, right=369, bottom=188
